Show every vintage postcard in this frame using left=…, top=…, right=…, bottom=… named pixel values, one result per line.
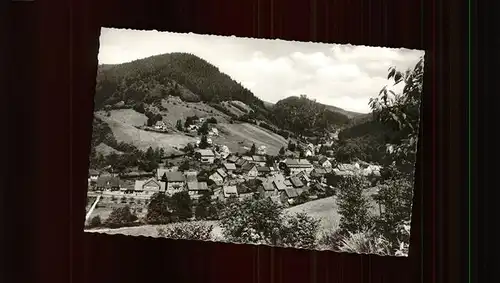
left=85, top=27, right=424, bottom=256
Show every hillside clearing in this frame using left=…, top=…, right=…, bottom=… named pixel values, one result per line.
left=95, top=142, right=123, bottom=156
left=285, top=196, right=340, bottom=234
left=214, top=123, right=288, bottom=155
left=95, top=111, right=195, bottom=154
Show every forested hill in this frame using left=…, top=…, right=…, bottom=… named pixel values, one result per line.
left=269, top=95, right=352, bottom=136
left=94, top=52, right=265, bottom=110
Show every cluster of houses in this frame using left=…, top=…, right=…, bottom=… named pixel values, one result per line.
left=88, top=139, right=382, bottom=207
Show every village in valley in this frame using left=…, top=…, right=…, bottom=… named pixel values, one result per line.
left=88, top=29, right=424, bottom=256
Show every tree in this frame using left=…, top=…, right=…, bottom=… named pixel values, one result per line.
left=280, top=213, right=320, bottom=249
left=219, top=198, right=320, bottom=248
left=248, top=143, right=257, bottom=156
left=369, top=56, right=424, bottom=176
left=105, top=205, right=138, bottom=228
left=287, top=141, right=296, bottom=152
left=89, top=215, right=102, bottom=228
left=194, top=193, right=212, bottom=220
left=336, top=176, right=372, bottom=235
left=372, top=177, right=414, bottom=250
left=157, top=223, right=213, bottom=241
left=207, top=117, right=218, bottom=124
left=279, top=146, right=286, bottom=156
left=199, top=135, right=209, bottom=149
left=146, top=193, right=172, bottom=224
left=176, top=119, right=184, bottom=131
left=198, top=121, right=209, bottom=135
left=170, top=191, right=193, bottom=222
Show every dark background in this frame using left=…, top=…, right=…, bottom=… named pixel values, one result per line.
left=5, top=0, right=469, bottom=282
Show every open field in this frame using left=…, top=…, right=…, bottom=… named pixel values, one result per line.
left=285, top=196, right=340, bottom=235
left=95, top=142, right=123, bottom=156
left=214, top=122, right=288, bottom=155
left=96, top=111, right=196, bottom=154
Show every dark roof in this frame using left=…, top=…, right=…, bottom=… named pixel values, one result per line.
left=262, top=180, right=276, bottom=191
left=257, top=166, right=271, bottom=172
left=284, top=188, right=299, bottom=198
left=242, top=162, right=256, bottom=172
left=252, top=155, right=266, bottom=162
left=290, top=177, right=304, bottom=188
left=96, top=176, right=120, bottom=187
left=89, top=169, right=100, bottom=176
left=235, top=158, right=248, bottom=167
left=166, top=171, right=186, bottom=183
left=318, top=156, right=329, bottom=164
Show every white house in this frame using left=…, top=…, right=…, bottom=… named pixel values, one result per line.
left=242, top=163, right=259, bottom=178
left=318, top=156, right=332, bottom=169
left=257, top=145, right=267, bottom=155
left=223, top=185, right=238, bottom=198
left=208, top=128, right=219, bottom=136
left=154, top=121, right=168, bottom=131
left=196, top=149, right=215, bottom=164
left=88, top=169, right=100, bottom=182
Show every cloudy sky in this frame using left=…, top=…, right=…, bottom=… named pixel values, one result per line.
left=98, top=28, right=424, bottom=114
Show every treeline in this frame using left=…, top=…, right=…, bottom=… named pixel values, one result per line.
left=94, top=52, right=265, bottom=110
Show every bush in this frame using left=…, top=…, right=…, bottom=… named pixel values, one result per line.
left=133, top=103, right=146, bottom=114
left=157, top=223, right=213, bottom=241
left=89, top=215, right=102, bottom=228
left=105, top=205, right=138, bottom=228
left=146, top=193, right=172, bottom=224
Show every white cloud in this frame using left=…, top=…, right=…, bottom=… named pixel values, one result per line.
left=98, top=28, right=424, bottom=113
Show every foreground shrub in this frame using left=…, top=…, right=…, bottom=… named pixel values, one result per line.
left=156, top=223, right=213, bottom=241
left=105, top=205, right=138, bottom=228
left=338, top=231, right=391, bottom=255
left=89, top=215, right=102, bottom=228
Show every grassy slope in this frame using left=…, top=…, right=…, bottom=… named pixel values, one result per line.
left=95, top=110, right=196, bottom=154
left=95, top=143, right=124, bottom=156
left=214, top=122, right=288, bottom=155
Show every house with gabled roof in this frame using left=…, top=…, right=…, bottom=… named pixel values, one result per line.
left=209, top=171, right=224, bottom=186
left=157, top=167, right=179, bottom=180
left=187, top=181, right=210, bottom=198
left=252, top=155, right=267, bottom=167
left=96, top=176, right=121, bottom=191
left=241, top=162, right=258, bottom=178
left=134, top=178, right=166, bottom=195
left=196, top=149, right=215, bottom=164
left=226, top=155, right=239, bottom=163
left=235, top=158, right=249, bottom=168
left=88, top=169, right=100, bottom=182
left=289, top=176, right=304, bottom=188
left=280, top=188, right=300, bottom=206
left=283, top=158, right=314, bottom=175
left=223, top=163, right=236, bottom=173
left=216, top=168, right=228, bottom=179
left=318, top=156, right=332, bottom=168
left=257, top=166, right=272, bottom=177
left=223, top=185, right=238, bottom=198
left=164, top=171, right=186, bottom=195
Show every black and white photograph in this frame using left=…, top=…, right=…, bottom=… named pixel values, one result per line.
left=85, top=27, right=424, bottom=257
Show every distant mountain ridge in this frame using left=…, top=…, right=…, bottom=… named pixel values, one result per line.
left=262, top=98, right=366, bottom=119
